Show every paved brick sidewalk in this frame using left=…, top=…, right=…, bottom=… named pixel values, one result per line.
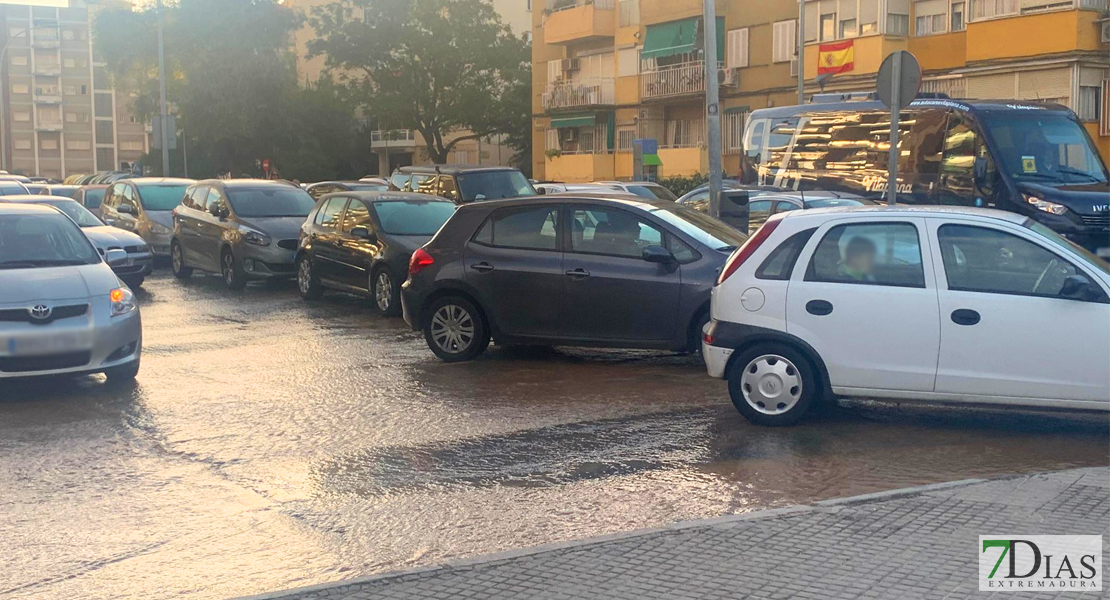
left=243, top=467, right=1109, bottom=600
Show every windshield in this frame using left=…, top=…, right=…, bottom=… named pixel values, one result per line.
left=1026, top=220, right=1110, bottom=276
left=626, top=185, right=678, bottom=202
left=137, top=184, right=190, bottom=211
left=83, top=188, right=106, bottom=209
left=982, top=112, right=1109, bottom=185
left=0, top=212, right=99, bottom=268
left=373, top=201, right=456, bottom=235
left=0, top=182, right=27, bottom=196
left=41, top=200, right=103, bottom=228
left=457, top=171, right=537, bottom=202
left=227, top=186, right=315, bottom=218
left=47, top=187, right=78, bottom=199
left=644, top=204, right=749, bottom=251
left=350, top=182, right=389, bottom=192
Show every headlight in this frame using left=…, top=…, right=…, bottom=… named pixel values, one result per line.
left=1023, top=193, right=1068, bottom=216
left=241, top=227, right=272, bottom=246
left=150, top=222, right=173, bottom=235
left=110, top=287, right=136, bottom=317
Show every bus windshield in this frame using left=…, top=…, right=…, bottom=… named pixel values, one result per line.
left=981, top=111, right=1109, bottom=186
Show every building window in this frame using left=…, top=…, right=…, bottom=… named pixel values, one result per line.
left=12, top=83, right=29, bottom=95
left=951, top=2, right=966, bottom=31
left=63, top=85, right=76, bottom=95
left=723, top=111, right=747, bottom=155
left=14, top=139, right=31, bottom=150
left=67, top=140, right=91, bottom=151
left=618, top=46, right=639, bottom=77
left=616, top=126, right=636, bottom=152
left=13, top=111, right=30, bottom=122
left=820, top=12, right=836, bottom=41
left=726, top=28, right=749, bottom=69
left=860, top=0, right=880, bottom=33
left=11, top=55, right=27, bottom=66
left=41, top=139, right=58, bottom=150
left=915, top=14, right=946, bottom=35
left=618, top=0, right=639, bottom=27
left=887, top=13, right=910, bottom=35
left=840, top=18, right=858, bottom=38
left=62, top=29, right=74, bottom=41
left=664, top=118, right=705, bottom=148
left=1078, top=86, right=1101, bottom=122
left=63, top=58, right=75, bottom=68
left=772, top=20, right=796, bottom=64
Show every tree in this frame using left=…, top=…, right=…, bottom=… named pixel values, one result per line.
left=307, top=0, right=531, bottom=165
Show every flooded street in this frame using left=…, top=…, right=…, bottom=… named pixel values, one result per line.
left=2, top=273, right=1107, bottom=600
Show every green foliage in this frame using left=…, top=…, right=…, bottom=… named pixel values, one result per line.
left=307, top=0, right=532, bottom=166
left=657, top=173, right=708, bottom=197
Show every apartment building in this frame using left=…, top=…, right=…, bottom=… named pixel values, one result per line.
left=287, top=0, right=532, bottom=176
left=532, top=0, right=1110, bottom=182
left=0, top=1, right=147, bottom=180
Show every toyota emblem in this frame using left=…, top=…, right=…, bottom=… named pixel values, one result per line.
left=29, top=305, right=53, bottom=320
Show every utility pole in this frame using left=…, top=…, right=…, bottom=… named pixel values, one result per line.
left=703, top=0, right=723, bottom=219
left=157, top=0, right=170, bottom=177
left=798, top=0, right=805, bottom=105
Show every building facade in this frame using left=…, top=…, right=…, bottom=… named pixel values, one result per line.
left=531, top=0, right=1110, bottom=182
left=287, top=0, right=533, bottom=177
left=0, top=1, right=147, bottom=180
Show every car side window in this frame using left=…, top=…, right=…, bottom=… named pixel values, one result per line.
left=681, top=189, right=710, bottom=213
left=806, top=222, right=926, bottom=288
left=748, top=200, right=774, bottom=228
left=205, top=188, right=226, bottom=213
left=342, top=199, right=372, bottom=231
left=773, top=200, right=801, bottom=214
left=412, top=175, right=438, bottom=195
left=936, top=224, right=1098, bottom=300
left=438, top=176, right=459, bottom=202
left=315, top=197, right=347, bottom=228
left=186, top=186, right=207, bottom=210
left=308, top=185, right=332, bottom=200
left=569, top=207, right=664, bottom=259
left=119, top=185, right=135, bottom=209
left=390, top=172, right=411, bottom=191
left=472, top=206, right=559, bottom=251
left=665, top=233, right=699, bottom=263
left=757, top=228, right=817, bottom=280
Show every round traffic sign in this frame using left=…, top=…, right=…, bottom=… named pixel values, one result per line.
left=876, top=51, right=922, bottom=111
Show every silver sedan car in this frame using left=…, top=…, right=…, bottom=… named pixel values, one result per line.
left=0, top=204, right=142, bottom=382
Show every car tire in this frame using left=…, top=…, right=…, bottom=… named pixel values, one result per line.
left=727, top=343, right=819, bottom=427
left=423, top=296, right=489, bottom=362
left=121, top=275, right=145, bottom=289
left=297, top=255, right=323, bottom=300
left=171, top=241, right=192, bottom=279
left=371, top=267, right=401, bottom=317
left=104, top=360, right=140, bottom=384
left=687, top=310, right=710, bottom=354
left=221, top=248, right=246, bottom=291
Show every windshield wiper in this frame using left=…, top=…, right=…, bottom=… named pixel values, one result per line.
left=0, top=259, right=87, bottom=269
left=1055, top=166, right=1105, bottom=183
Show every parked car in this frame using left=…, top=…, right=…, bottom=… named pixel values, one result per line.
left=0, top=181, right=28, bottom=196
left=297, top=192, right=457, bottom=315
left=389, top=165, right=537, bottom=204
left=534, top=182, right=621, bottom=195
left=74, top=185, right=109, bottom=218
left=0, top=203, right=141, bottom=382
left=592, top=181, right=679, bottom=201
left=679, top=189, right=875, bottom=231
left=100, top=178, right=195, bottom=256
left=359, top=177, right=389, bottom=186
left=401, top=194, right=749, bottom=361
left=0, top=196, right=154, bottom=287
left=703, top=206, right=1110, bottom=426
left=0, top=174, right=32, bottom=184
left=22, top=183, right=47, bottom=195
left=40, top=185, right=79, bottom=199
left=170, top=179, right=316, bottom=289
left=306, top=180, right=390, bottom=200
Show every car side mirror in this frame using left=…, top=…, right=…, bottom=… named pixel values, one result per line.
left=536, top=187, right=546, bottom=195
left=350, top=226, right=376, bottom=242
left=1059, top=274, right=1096, bottom=301
left=642, top=245, right=675, bottom=264
left=104, top=248, right=128, bottom=267
left=117, top=204, right=133, bottom=215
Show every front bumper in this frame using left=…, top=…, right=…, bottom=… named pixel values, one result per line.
left=142, top=231, right=173, bottom=256
left=238, top=243, right=297, bottom=280
left=0, top=305, right=142, bottom=379
left=111, top=251, right=155, bottom=278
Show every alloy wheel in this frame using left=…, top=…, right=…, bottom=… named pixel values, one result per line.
left=429, top=304, right=475, bottom=354
left=374, top=272, right=392, bottom=312
left=172, top=244, right=183, bottom=272
left=223, top=254, right=235, bottom=285
left=298, top=259, right=312, bottom=294
left=739, top=354, right=803, bottom=415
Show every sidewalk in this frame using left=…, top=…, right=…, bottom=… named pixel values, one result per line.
left=243, top=467, right=1109, bottom=600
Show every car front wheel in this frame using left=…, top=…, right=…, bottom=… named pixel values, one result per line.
left=221, top=249, right=246, bottom=291
left=727, top=343, right=819, bottom=426
left=171, top=241, right=192, bottom=279
left=423, top=296, right=489, bottom=362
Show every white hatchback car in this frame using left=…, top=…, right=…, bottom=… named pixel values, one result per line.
left=703, top=206, right=1110, bottom=426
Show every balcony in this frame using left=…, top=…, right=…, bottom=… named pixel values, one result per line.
left=33, top=90, right=62, bottom=103
left=641, top=61, right=718, bottom=100
left=544, top=0, right=616, bottom=45
left=544, top=152, right=615, bottom=183
left=33, top=64, right=60, bottom=77
left=35, top=120, right=62, bottom=132
left=32, top=38, right=60, bottom=49
left=543, top=78, right=615, bottom=111
left=371, top=129, right=421, bottom=149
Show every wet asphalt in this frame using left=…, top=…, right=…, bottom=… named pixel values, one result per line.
left=1, top=272, right=1107, bottom=600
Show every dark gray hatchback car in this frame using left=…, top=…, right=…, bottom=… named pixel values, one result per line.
left=297, top=192, right=457, bottom=315
left=401, top=194, right=749, bottom=362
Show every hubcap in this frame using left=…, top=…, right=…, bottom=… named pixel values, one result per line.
left=172, top=246, right=182, bottom=271
left=740, top=354, right=803, bottom=415
left=298, top=260, right=311, bottom=294
left=375, top=272, right=392, bottom=311
left=224, top=255, right=234, bottom=284
left=430, top=305, right=475, bottom=354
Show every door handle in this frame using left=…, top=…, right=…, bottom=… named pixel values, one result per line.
left=564, top=268, right=590, bottom=279
left=805, top=300, right=834, bottom=316
left=470, top=262, right=494, bottom=273
left=951, top=309, right=981, bottom=326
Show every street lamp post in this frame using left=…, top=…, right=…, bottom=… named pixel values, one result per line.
left=0, top=26, right=53, bottom=173
left=703, top=0, right=723, bottom=219
left=156, top=0, right=170, bottom=177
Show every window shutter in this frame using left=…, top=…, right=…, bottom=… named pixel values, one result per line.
left=726, top=29, right=749, bottom=69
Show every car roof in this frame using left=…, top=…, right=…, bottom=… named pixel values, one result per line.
left=398, top=165, right=519, bottom=175
left=79, top=184, right=109, bottom=189
left=0, top=202, right=62, bottom=215
left=460, top=193, right=673, bottom=212
left=342, top=191, right=453, bottom=203
left=0, top=195, right=76, bottom=203
left=124, top=177, right=195, bottom=185
left=781, top=205, right=1029, bottom=224
left=196, top=179, right=299, bottom=188
left=750, top=97, right=1073, bottom=120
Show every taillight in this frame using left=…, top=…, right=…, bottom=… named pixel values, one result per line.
left=717, top=220, right=781, bottom=285
left=409, top=248, right=434, bottom=275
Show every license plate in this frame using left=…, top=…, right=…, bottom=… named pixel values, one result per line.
left=5, top=331, right=93, bottom=356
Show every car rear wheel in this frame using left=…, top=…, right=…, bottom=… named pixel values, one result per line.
left=423, top=296, right=489, bottom=362
left=372, top=268, right=401, bottom=317
left=727, top=343, right=818, bottom=426
left=297, top=255, right=323, bottom=300
left=171, top=241, right=192, bottom=279
left=221, top=249, right=246, bottom=291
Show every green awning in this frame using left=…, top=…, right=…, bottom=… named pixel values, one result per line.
left=642, top=154, right=663, bottom=167
left=551, top=115, right=595, bottom=129
left=641, top=17, right=725, bottom=62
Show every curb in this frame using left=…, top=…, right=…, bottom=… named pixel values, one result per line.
left=232, top=474, right=997, bottom=600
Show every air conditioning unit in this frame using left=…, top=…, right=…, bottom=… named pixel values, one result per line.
left=1101, top=19, right=1110, bottom=45
left=790, top=58, right=799, bottom=78
left=719, top=68, right=740, bottom=88
left=561, top=58, right=580, bottom=72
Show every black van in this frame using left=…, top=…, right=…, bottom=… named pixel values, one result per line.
left=388, top=165, right=537, bottom=204
left=740, top=98, right=1110, bottom=256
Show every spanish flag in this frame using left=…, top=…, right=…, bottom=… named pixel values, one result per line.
left=818, top=39, right=855, bottom=75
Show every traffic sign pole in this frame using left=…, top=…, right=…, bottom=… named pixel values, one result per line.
left=887, top=57, right=901, bottom=206
left=876, top=51, right=922, bottom=207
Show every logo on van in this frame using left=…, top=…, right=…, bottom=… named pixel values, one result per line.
left=1093, top=205, right=1109, bottom=213
left=862, top=176, right=913, bottom=195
